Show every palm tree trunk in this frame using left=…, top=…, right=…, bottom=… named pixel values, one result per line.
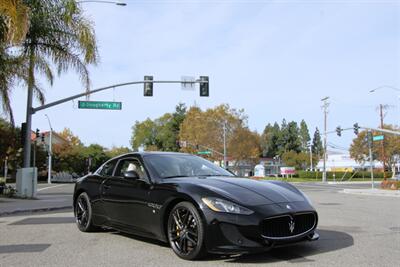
left=22, top=45, right=35, bottom=168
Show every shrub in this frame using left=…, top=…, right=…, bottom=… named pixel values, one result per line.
left=297, top=171, right=392, bottom=180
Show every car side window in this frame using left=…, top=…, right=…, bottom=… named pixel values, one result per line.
left=99, top=160, right=117, bottom=177
left=115, top=158, right=148, bottom=180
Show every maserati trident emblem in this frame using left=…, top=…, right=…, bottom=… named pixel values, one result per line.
left=289, top=219, right=295, bottom=234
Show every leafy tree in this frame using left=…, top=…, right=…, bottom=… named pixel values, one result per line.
left=281, top=150, right=309, bottom=170
left=350, top=125, right=400, bottom=171
left=179, top=104, right=247, bottom=161
left=106, top=146, right=131, bottom=158
left=261, top=122, right=280, bottom=158
left=82, top=144, right=109, bottom=172
left=312, top=127, right=323, bottom=160
left=130, top=103, right=188, bottom=152
left=277, top=119, right=288, bottom=154
left=130, top=118, right=158, bottom=151
left=299, top=120, right=311, bottom=152
left=284, top=121, right=301, bottom=153
left=228, top=126, right=261, bottom=166
left=58, top=128, right=83, bottom=147
left=0, top=117, right=22, bottom=176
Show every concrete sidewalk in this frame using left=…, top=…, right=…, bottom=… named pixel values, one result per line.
left=342, top=188, right=400, bottom=197
left=0, top=183, right=74, bottom=216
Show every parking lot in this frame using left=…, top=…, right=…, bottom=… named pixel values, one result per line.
left=0, top=183, right=399, bottom=267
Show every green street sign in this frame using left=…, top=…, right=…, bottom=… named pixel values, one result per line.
left=373, top=135, right=384, bottom=141
left=78, top=101, right=122, bottom=110
left=197, top=151, right=212, bottom=155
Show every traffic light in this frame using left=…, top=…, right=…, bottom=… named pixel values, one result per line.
left=21, top=122, right=26, bottom=146
left=354, top=123, right=360, bottom=135
left=41, top=133, right=45, bottom=142
left=199, top=76, right=209, bottom=97
left=35, top=128, right=40, bottom=140
left=144, top=75, right=153, bottom=97
left=366, top=131, right=372, bottom=147
left=336, top=126, right=342, bottom=137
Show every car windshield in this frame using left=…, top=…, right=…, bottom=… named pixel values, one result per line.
left=145, top=154, right=234, bottom=179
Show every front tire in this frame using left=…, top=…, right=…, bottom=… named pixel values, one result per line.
left=75, top=192, right=98, bottom=232
left=167, top=201, right=207, bottom=260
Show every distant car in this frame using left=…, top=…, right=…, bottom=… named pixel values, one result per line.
left=73, top=152, right=318, bottom=260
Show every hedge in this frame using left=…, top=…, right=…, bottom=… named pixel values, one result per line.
left=296, top=171, right=392, bottom=179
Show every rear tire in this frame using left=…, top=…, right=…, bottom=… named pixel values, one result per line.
left=167, top=201, right=207, bottom=260
left=75, top=192, right=99, bottom=232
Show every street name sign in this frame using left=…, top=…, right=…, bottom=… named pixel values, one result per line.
left=197, top=151, right=212, bottom=155
left=78, top=101, right=122, bottom=110
left=373, top=135, right=384, bottom=141
left=181, top=76, right=196, bottom=91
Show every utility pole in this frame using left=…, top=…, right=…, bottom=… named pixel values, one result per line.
left=367, top=130, right=374, bottom=189
left=223, top=121, right=227, bottom=169
left=309, top=144, right=313, bottom=171
left=321, top=97, right=330, bottom=182
left=379, top=104, right=387, bottom=179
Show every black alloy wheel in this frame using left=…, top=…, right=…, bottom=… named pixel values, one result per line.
left=167, top=202, right=207, bottom=260
left=75, top=192, right=97, bottom=232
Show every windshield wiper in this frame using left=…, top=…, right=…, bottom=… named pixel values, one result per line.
left=197, top=174, right=231, bottom=177
left=163, top=175, right=190, bottom=179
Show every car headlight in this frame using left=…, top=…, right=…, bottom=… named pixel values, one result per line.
left=202, top=197, right=253, bottom=215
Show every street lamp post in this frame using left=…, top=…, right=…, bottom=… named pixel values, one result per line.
left=45, top=114, right=53, bottom=184
left=370, top=85, right=400, bottom=123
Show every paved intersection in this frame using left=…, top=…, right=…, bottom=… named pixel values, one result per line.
left=0, top=182, right=399, bottom=266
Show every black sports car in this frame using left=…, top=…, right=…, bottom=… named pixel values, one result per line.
left=73, top=152, right=318, bottom=260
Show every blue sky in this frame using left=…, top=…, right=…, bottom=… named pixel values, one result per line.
left=8, top=0, right=400, bottom=150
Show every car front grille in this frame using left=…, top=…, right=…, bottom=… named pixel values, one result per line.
left=261, top=212, right=316, bottom=239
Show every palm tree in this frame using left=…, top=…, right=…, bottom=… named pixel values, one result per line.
left=17, top=0, right=98, bottom=167
left=0, top=0, right=29, bottom=125
left=0, top=0, right=30, bottom=45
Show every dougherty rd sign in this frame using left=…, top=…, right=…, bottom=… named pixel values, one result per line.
left=78, top=101, right=122, bottom=110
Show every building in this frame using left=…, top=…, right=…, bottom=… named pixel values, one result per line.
left=316, top=150, right=383, bottom=171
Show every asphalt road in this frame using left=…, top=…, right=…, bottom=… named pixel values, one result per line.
left=1, top=183, right=399, bottom=267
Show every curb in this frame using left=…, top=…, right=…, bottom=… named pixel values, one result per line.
left=0, top=205, right=72, bottom=217
left=327, top=181, right=380, bottom=185
left=341, top=189, right=400, bottom=198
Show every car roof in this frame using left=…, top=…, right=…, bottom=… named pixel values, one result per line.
left=116, top=151, right=192, bottom=158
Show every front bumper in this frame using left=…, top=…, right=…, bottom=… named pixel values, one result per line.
left=201, top=201, right=319, bottom=254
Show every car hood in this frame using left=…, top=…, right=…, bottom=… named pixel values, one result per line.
left=169, top=176, right=305, bottom=206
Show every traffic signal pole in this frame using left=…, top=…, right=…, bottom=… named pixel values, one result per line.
left=25, top=78, right=209, bottom=161
left=20, top=77, right=209, bottom=197
left=367, top=131, right=374, bottom=189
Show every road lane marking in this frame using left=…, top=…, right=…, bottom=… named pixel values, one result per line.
left=37, top=184, right=68, bottom=192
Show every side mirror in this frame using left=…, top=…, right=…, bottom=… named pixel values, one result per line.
left=123, top=170, right=139, bottom=179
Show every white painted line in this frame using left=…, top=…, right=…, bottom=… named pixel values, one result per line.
left=37, top=184, right=67, bottom=192
left=341, top=189, right=400, bottom=198
left=294, top=184, right=347, bottom=190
